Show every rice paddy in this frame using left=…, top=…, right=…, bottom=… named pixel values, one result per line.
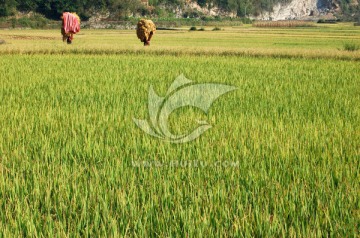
left=0, top=23, right=359, bottom=236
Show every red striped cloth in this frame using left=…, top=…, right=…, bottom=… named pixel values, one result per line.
left=62, top=12, right=80, bottom=34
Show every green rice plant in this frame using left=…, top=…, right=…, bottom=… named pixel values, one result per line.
left=343, top=42, right=359, bottom=51
left=0, top=26, right=359, bottom=236
left=0, top=53, right=358, bottom=237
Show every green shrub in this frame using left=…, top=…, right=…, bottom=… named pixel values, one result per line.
left=183, top=10, right=201, bottom=19
left=343, top=42, right=360, bottom=51
left=212, top=27, right=221, bottom=31
left=241, top=18, right=253, bottom=24
left=10, top=18, right=16, bottom=28
left=17, top=17, right=32, bottom=28
left=201, top=16, right=214, bottom=22
left=198, top=27, right=205, bottom=31
left=189, top=26, right=197, bottom=31
left=7, top=14, right=49, bottom=29
left=32, top=14, right=48, bottom=28
left=317, top=19, right=337, bottom=24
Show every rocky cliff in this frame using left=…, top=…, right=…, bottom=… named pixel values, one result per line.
left=182, top=0, right=358, bottom=21
left=256, top=0, right=334, bottom=20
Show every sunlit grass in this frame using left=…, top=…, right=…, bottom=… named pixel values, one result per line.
left=0, top=25, right=359, bottom=236
left=0, top=23, right=359, bottom=59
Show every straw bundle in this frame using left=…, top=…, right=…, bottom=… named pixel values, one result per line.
left=61, top=12, right=81, bottom=44
left=137, top=19, right=156, bottom=46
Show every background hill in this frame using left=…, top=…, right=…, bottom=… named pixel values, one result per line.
left=0, top=0, right=359, bottom=21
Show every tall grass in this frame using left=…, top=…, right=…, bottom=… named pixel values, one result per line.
left=0, top=53, right=359, bottom=236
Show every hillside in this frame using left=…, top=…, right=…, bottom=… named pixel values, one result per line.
left=0, top=0, right=359, bottom=21
left=256, top=0, right=360, bottom=20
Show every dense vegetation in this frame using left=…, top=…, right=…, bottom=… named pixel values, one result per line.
left=0, top=0, right=359, bottom=20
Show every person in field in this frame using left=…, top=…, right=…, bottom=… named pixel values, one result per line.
left=61, top=12, right=80, bottom=44
left=136, top=19, right=156, bottom=46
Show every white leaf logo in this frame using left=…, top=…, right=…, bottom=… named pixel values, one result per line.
left=133, top=74, right=236, bottom=143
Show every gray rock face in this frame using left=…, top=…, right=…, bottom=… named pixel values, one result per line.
left=256, top=0, right=333, bottom=20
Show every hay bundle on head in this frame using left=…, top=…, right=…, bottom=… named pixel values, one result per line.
left=137, top=19, right=156, bottom=46
left=61, top=12, right=80, bottom=44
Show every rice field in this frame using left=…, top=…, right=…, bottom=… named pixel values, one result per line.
left=0, top=23, right=360, bottom=59
left=0, top=23, right=359, bottom=237
left=252, top=20, right=315, bottom=28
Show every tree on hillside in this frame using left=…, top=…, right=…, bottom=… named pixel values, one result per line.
left=109, top=0, right=144, bottom=19
left=0, top=0, right=17, bottom=16
left=17, top=0, right=38, bottom=12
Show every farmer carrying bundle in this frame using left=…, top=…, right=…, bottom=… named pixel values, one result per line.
left=61, top=12, right=80, bottom=44
left=137, top=19, right=156, bottom=46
